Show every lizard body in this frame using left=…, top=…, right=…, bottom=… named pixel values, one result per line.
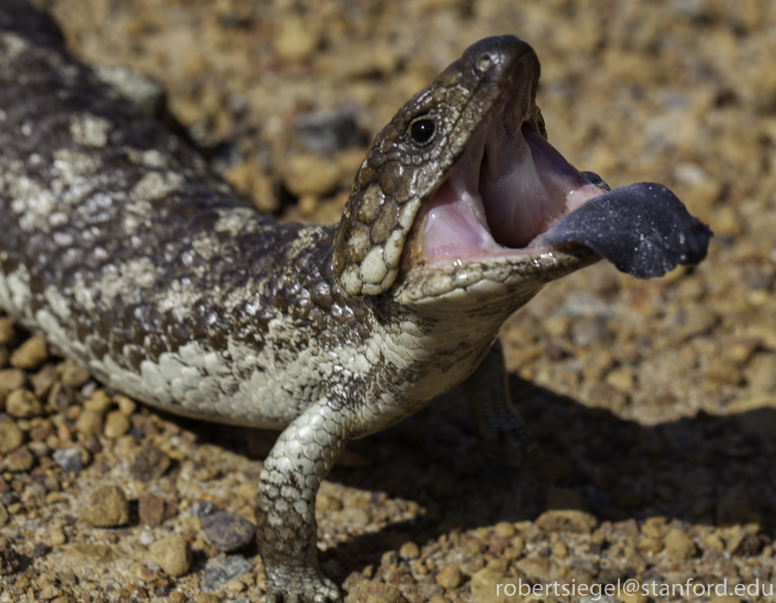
left=0, top=2, right=710, bottom=600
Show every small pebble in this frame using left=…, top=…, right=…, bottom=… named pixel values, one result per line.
left=535, top=509, right=599, bottom=534
left=273, top=19, right=320, bottom=62
left=282, top=155, right=340, bottom=197
left=30, top=364, right=57, bottom=397
left=200, top=555, right=253, bottom=592
left=138, top=491, right=166, bottom=527
left=80, top=485, right=130, bottom=527
left=509, top=535, right=524, bottom=557
left=48, top=382, right=75, bottom=412
left=339, top=505, right=371, bottom=528
left=486, top=558, right=509, bottom=572
left=702, top=533, right=725, bottom=551
left=488, top=535, right=508, bottom=555
left=343, top=581, right=408, bottom=603
left=0, top=369, right=26, bottom=400
left=3, top=446, right=34, bottom=472
left=399, top=541, right=420, bottom=560
left=103, top=410, right=130, bottom=438
left=9, top=336, right=48, bottom=370
left=640, top=517, right=666, bottom=538
left=202, top=510, right=257, bottom=552
left=0, top=503, right=8, bottom=528
left=435, top=565, right=462, bottom=589
left=83, top=389, right=112, bottom=413
left=0, top=417, right=24, bottom=455
left=129, top=445, right=171, bottom=482
left=61, top=360, right=91, bottom=388
left=74, top=410, right=104, bottom=438
left=80, top=381, right=97, bottom=399
left=39, top=584, right=62, bottom=599
left=637, top=536, right=664, bottom=554
left=493, top=521, right=515, bottom=538
left=469, top=567, right=519, bottom=603
left=0, top=317, right=16, bottom=345
left=63, top=543, right=119, bottom=564
left=605, top=367, right=636, bottom=393
left=52, top=448, right=84, bottom=475
left=49, top=529, right=67, bottom=546
left=112, top=435, right=139, bottom=458
left=664, top=528, right=696, bottom=561
left=82, top=435, right=101, bottom=455
left=5, top=389, right=43, bottom=418
left=139, top=530, right=155, bottom=546
left=551, top=540, right=568, bottom=557
left=114, top=394, right=136, bottom=416
left=226, top=577, right=246, bottom=592
left=517, top=557, right=552, bottom=579
left=706, top=357, right=743, bottom=385
left=150, top=534, right=192, bottom=577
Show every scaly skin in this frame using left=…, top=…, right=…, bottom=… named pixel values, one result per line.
left=0, top=2, right=606, bottom=601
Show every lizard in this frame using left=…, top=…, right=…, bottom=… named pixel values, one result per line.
left=0, top=1, right=711, bottom=601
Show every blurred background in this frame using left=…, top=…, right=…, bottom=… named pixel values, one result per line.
left=13, top=0, right=776, bottom=599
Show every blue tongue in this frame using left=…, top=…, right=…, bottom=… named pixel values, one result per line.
left=540, top=182, right=712, bottom=278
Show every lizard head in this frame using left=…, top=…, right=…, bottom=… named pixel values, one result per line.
left=333, top=35, right=605, bottom=303
left=333, top=36, right=709, bottom=309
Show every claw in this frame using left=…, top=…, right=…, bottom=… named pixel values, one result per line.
left=265, top=572, right=341, bottom=603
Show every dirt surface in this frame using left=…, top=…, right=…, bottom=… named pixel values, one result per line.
left=2, top=0, right=776, bottom=602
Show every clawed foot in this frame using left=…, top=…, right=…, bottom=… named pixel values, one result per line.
left=265, top=570, right=341, bottom=603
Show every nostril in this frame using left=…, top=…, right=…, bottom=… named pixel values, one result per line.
left=475, top=52, right=497, bottom=74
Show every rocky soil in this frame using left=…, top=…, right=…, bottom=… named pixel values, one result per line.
left=1, top=0, right=776, bottom=602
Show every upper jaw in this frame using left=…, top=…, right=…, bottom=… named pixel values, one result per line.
left=404, top=69, right=608, bottom=277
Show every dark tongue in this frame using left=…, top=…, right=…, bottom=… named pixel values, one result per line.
left=540, top=182, right=713, bottom=278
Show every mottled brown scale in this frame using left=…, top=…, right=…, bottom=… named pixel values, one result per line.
left=378, top=162, right=401, bottom=195
left=370, top=200, right=398, bottom=244
left=357, top=184, right=384, bottom=223
left=394, top=166, right=418, bottom=203
left=343, top=223, right=370, bottom=263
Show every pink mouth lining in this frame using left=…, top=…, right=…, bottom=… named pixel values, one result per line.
left=420, top=119, right=605, bottom=265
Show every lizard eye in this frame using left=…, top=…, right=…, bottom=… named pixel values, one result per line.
left=410, top=118, right=435, bottom=146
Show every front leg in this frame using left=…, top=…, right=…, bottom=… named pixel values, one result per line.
left=461, top=339, right=536, bottom=465
left=257, top=398, right=351, bottom=603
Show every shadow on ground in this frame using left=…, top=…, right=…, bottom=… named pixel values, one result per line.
left=176, top=375, right=776, bottom=581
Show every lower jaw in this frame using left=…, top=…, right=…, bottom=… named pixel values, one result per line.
left=417, top=180, right=604, bottom=269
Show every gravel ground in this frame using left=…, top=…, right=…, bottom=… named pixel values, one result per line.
left=2, top=0, right=776, bottom=602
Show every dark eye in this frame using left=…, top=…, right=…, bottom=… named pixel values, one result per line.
left=410, top=119, right=435, bottom=145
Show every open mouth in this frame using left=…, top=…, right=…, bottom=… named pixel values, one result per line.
left=334, top=35, right=710, bottom=298
left=411, top=61, right=606, bottom=268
